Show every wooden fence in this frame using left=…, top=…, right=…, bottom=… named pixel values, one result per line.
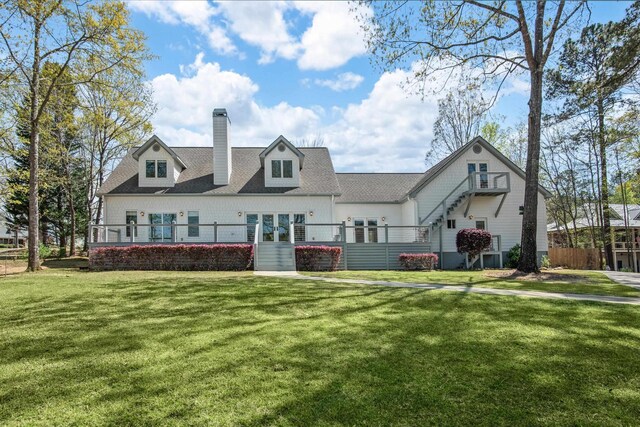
left=548, top=247, right=602, bottom=270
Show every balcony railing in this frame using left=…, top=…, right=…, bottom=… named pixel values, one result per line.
left=614, top=241, right=640, bottom=250
left=468, top=172, right=510, bottom=193
left=89, top=222, right=432, bottom=245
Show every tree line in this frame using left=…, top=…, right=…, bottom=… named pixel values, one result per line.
left=0, top=0, right=155, bottom=270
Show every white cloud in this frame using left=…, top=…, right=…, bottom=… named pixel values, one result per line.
left=295, top=2, right=369, bottom=70
left=315, top=72, right=364, bottom=92
left=217, top=2, right=301, bottom=64
left=323, top=68, right=439, bottom=172
left=128, top=1, right=237, bottom=55
left=150, top=54, right=321, bottom=146
left=129, top=1, right=369, bottom=70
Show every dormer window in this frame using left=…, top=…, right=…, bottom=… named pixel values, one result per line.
left=271, top=160, right=293, bottom=178
left=146, top=160, right=167, bottom=178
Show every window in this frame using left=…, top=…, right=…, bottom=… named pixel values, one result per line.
left=157, top=160, right=167, bottom=178
left=354, top=219, right=365, bottom=243
left=146, top=160, right=156, bottom=178
left=468, top=162, right=488, bottom=188
left=187, top=211, right=199, bottom=237
left=271, top=160, right=282, bottom=178
left=354, top=218, right=378, bottom=243
left=283, top=160, right=293, bottom=178
left=271, top=160, right=293, bottom=179
left=146, top=160, right=168, bottom=179
left=447, top=219, right=456, bottom=229
left=262, top=214, right=274, bottom=241
left=294, top=214, right=306, bottom=242
left=367, top=219, right=378, bottom=243
left=149, top=213, right=177, bottom=242
left=278, top=214, right=290, bottom=242
left=125, top=211, right=137, bottom=237
left=475, top=219, right=486, bottom=230
left=246, top=214, right=258, bottom=242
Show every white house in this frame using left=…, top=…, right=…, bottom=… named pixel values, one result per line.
left=94, top=108, right=549, bottom=270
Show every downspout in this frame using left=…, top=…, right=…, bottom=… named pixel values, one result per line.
left=439, top=225, right=443, bottom=270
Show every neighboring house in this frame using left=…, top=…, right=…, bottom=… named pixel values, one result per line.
left=94, top=108, right=549, bottom=270
left=547, top=204, right=640, bottom=272
left=0, top=213, right=27, bottom=247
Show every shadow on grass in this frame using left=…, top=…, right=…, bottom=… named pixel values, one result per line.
left=1, top=273, right=639, bottom=425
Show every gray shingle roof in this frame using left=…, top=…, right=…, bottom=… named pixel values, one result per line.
left=97, top=147, right=341, bottom=196
left=335, top=173, right=424, bottom=203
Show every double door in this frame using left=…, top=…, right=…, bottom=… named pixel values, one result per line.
left=247, top=213, right=305, bottom=243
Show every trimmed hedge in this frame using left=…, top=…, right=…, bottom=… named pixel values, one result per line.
left=456, top=228, right=492, bottom=258
left=295, top=245, right=342, bottom=271
left=398, top=253, right=439, bottom=271
left=89, top=244, right=254, bottom=271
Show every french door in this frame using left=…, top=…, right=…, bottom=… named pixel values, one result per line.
left=262, top=213, right=290, bottom=242
left=247, top=213, right=305, bottom=243
left=149, top=213, right=177, bottom=242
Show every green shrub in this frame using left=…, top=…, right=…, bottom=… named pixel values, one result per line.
left=505, top=244, right=520, bottom=268
left=541, top=255, right=551, bottom=269
left=38, top=243, right=52, bottom=259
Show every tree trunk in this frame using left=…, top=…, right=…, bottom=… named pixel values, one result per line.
left=67, top=181, right=76, bottom=256
left=597, top=97, right=614, bottom=270
left=27, top=18, right=41, bottom=272
left=518, top=66, right=543, bottom=273
left=517, top=2, right=545, bottom=274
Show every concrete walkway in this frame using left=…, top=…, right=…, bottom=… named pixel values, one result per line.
left=604, top=271, right=640, bottom=290
left=255, top=271, right=640, bottom=305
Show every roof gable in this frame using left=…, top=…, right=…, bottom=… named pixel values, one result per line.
left=408, top=136, right=553, bottom=198
left=132, top=135, right=187, bottom=170
left=259, top=135, right=304, bottom=168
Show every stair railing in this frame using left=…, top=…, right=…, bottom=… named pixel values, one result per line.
left=419, top=174, right=473, bottom=226
left=253, top=223, right=260, bottom=268
left=289, top=221, right=295, bottom=244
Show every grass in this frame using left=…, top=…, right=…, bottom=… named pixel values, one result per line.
left=300, top=269, right=640, bottom=297
left=0, top=269, right=639, bottom=425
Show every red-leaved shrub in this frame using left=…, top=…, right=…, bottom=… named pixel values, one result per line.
left=89, top=244, right=254, bottom=271
left=398, top=253, right=438, bottom=270
left=295, top=245, right=342, bottom=271
left=456, top=228, right=492, bottom=258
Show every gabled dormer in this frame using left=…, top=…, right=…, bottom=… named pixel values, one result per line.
left=132, top=135, right=186, bottom=188
left=260, top=136, right=304, bottom=188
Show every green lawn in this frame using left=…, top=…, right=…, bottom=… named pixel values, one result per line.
left=1, top=269, right=640, bottom=426
left=301, top=269, right=640, bottom=297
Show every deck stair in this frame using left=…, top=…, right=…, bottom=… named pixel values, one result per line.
left=254, top=243, right=296, bottom=271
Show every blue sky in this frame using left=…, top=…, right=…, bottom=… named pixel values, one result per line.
left=127, top=1, right=630, bottom=173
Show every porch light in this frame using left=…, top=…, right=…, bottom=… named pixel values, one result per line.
left=140, top=211, right=145, bottom=217
left=347, top=217, right=351, bottom=222
left=179, top=211, right=184, bottom=217
left=382, top=217, right=386, bottom=222
left=238, top=211, right=242, bottom=216
left=309, top=211, right=314, bottom=217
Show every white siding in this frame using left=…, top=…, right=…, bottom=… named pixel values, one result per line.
left=103, top=195, right=333, bottom=243
left=137, top=146, right=177, bottom=188
left=264, top=147, right=301, bottom=187
left=414, top=146, right=548, bottom=253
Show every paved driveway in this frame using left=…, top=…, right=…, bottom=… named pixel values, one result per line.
left=604, top=271, right=640, bottom=290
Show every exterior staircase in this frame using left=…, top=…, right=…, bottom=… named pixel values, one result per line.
left=430, top=192, right=469, bottom=229
left=254, top=243, right=296, bottom=271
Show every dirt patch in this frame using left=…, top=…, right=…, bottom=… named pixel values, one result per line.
left=485, top=269, right=584, bottom=282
